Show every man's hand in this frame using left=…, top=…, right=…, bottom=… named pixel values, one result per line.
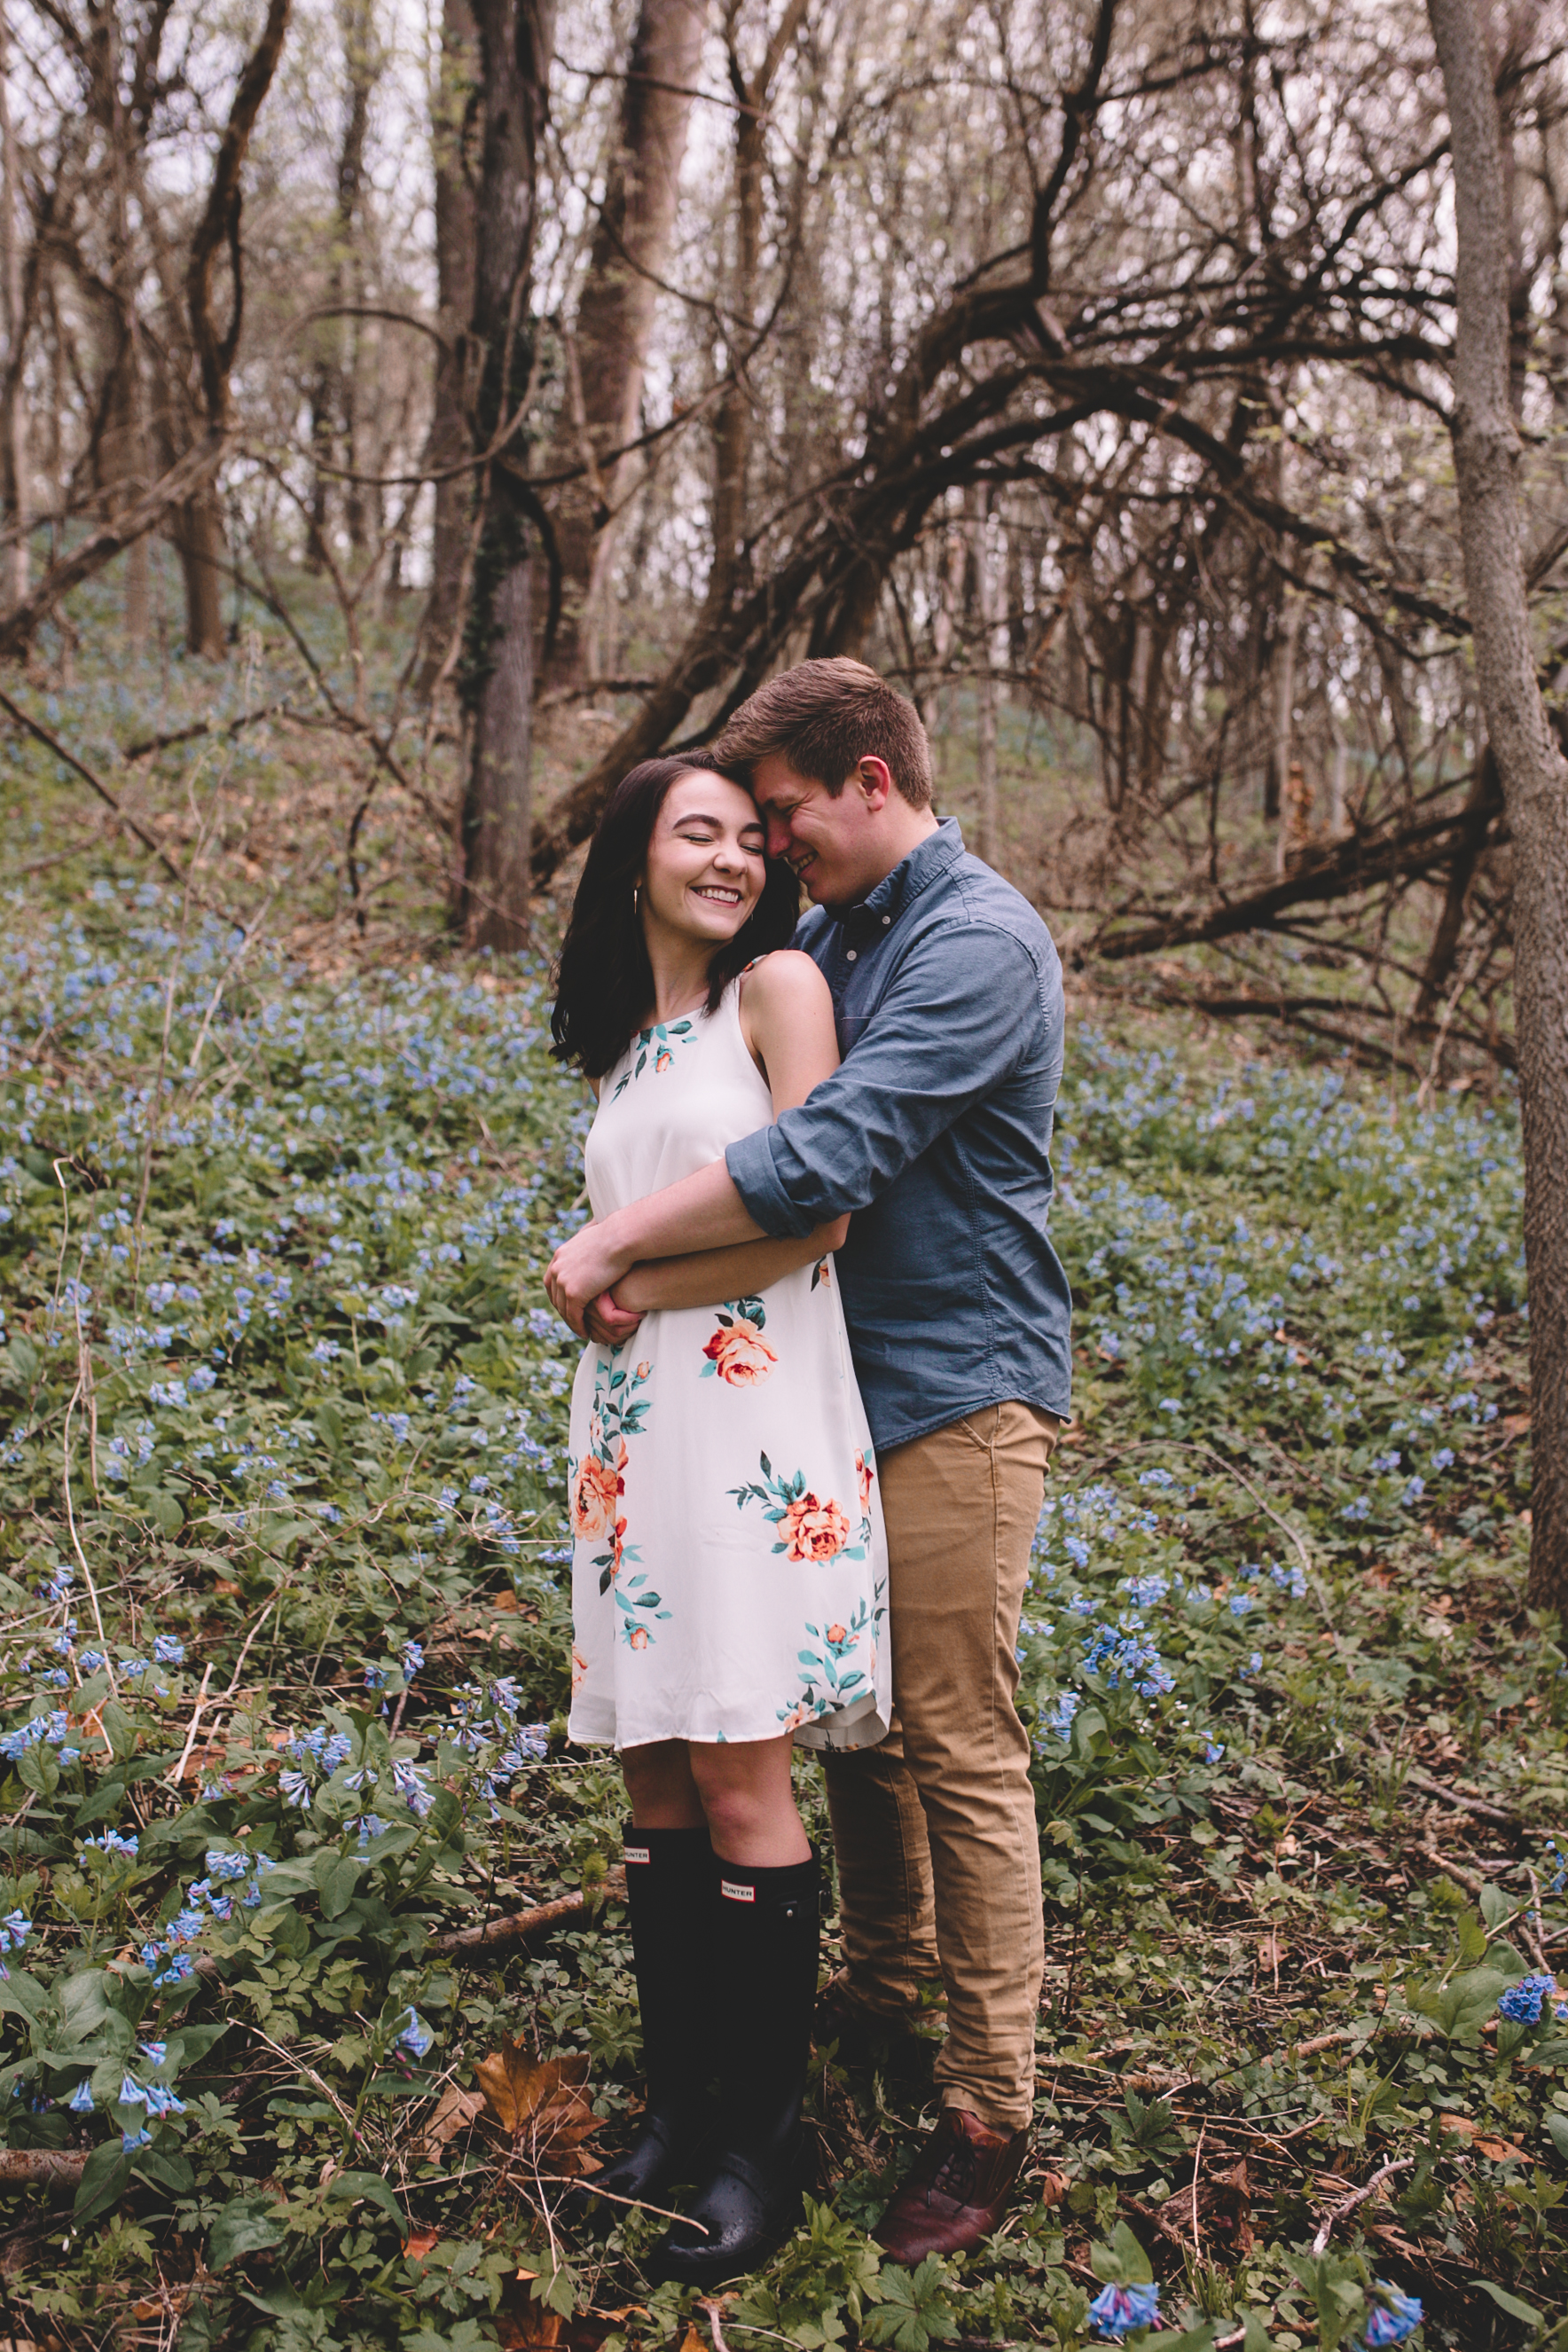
left=545, top=1216, right=631, bottom=1337
left=585, top=1291, right=644, bottom=1349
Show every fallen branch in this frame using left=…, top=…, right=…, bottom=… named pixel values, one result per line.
left=0, top=2149, right=90, bottom=2190
left=430, top=1872, right=625, bottom=1956
left=1405, top=1768, right=1516, bottom=1825
left=1310, top=2156, right=1412, bottom=2254
left=0, top=685, right=188, bottom=887
left=122, top=699, right=292, bottom=763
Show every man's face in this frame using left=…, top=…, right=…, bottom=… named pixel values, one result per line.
left=751, top=754, right=884, bottom=908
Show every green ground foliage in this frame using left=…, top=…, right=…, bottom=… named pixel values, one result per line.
left=1, top=852, right=1565, bottom=2352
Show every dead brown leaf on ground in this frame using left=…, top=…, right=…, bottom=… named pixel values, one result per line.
left=476, top=2044, right=601, bottom=2176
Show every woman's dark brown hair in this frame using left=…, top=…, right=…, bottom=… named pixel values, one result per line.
left=550, top=757, right=801, bottom=1078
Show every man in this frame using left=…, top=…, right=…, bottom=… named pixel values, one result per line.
left=546, top=657, right=1072, bottom=2260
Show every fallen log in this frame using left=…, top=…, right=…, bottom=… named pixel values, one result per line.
left=0, top=2149, right=90, bottom=2191
left=430, top=1870, right=625, bottom=1956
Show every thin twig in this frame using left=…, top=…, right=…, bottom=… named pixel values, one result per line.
left=1310, top=2157, right=1412, bottom=2254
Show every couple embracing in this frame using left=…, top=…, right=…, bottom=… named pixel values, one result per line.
left=546, top=659, right=1072, bottom=2284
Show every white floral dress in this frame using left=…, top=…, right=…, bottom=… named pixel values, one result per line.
left=566, top=976, right=890, bottom=1753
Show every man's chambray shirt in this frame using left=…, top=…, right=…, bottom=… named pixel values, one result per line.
left=725, top=817, right=1072, bottom=1454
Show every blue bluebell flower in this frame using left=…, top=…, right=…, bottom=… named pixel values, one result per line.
left=1087, top=2282, right=1160, bottom=2339
left=1498, top=1973, right=1556, bottom=2024
left=397, top=2009, right=435, bottom=2058
left=1363, top=2285, right=1423, bottom=2346
left=392, top=1760, right=434, bottom=1817
left=67, top=2080, right=95, bottom=2113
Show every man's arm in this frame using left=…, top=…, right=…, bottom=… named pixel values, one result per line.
left=726, top=924, right=1050, bottom=1236
left=546, top=1159, right=762, bottom=1335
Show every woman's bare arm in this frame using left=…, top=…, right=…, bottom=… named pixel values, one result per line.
left=588, top=955, right=844, bottom=1341
left=611, top=1218, right=848, bottom=1316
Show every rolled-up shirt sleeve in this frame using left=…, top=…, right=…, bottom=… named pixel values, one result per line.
left=725, top=925, right=1040, bottom=1237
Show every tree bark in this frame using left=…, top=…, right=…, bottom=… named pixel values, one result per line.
left=969, top=484, right=1000, bottom=866
left=0, top=14, right=28, bottom=605
left=456, top=0, right=554, bottom=951
left=419, top=0, right=480, bottom=690
left=1428, top=0, right=1568, bottom=1612
left=174, top=487, right=228, bottom=657
left=544, top=0, right=708, bottom=692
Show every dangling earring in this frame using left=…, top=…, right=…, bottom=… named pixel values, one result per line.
left=633, top=885, right=640, bottom=913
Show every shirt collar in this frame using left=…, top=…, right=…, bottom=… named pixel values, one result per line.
left=837, top=817, right=965, bottom=937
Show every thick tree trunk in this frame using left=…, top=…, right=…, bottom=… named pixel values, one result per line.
left=0, top=17, right=27, bottom=605
left=456, top=0, right=554, bottom=951
left=1428, top=0, right=1568, bottom=1612
left=544, top=0, right=707, bottom=692
left=174, top=488, right=228, bottom=656
left=419, top=0, right=480, bottom=692
left=968, top=485, right=1000, bottom=866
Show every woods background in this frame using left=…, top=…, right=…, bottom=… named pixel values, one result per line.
left=2, top=0, right=1567, bottom=1589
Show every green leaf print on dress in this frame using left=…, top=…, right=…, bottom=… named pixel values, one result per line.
left=567, top=1353, right=668, bottom=1640
left=727, top=1446, right=875, bottom=1564
left=700, top=1296, right=777, bottom=1385
left=777, top=1590, right=886, bottom=1730
left=609, top=1017, right=697, bottom=1099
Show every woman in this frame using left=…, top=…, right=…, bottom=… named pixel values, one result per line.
left=551, top=757, right=890, bottom=2283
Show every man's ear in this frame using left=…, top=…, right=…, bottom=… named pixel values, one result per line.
left=855, top=756, right=894, bottom=811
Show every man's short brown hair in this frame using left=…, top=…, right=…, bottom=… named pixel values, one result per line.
left=712, top=657, right=934, bottom=809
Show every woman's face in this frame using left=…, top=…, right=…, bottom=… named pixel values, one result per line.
left=639, top=770, right=766, bottom=949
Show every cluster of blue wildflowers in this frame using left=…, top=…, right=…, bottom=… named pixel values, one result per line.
left=1496, top=1972, right=1564, bottom=2027
left=1086, top=2281, right=1160, bottom=2338
left=139, top=1847, right=278, bottom=1986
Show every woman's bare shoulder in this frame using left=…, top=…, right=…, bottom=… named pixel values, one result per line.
left=740, top=948, right=832, bottom=1013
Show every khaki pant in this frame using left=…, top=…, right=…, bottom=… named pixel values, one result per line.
left=822, top=1401, right=1059, bottom=2132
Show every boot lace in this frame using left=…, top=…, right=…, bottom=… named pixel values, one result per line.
left=923, top=2130, right=979, bottom=2205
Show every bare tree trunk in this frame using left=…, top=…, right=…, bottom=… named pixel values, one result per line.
left=456, top=0, right=554, bottom=951
left=968, top=485, right=1000, bottom=866
left=0, top=18, right=27, bottom=605
left=419, top=0, right=479, bottom=690
left=1273, top=587, right=1300, bottom=875
left=174, top=489, right=228, bottom=657
left=544, top=0, right=708, bottom=692
left=1428, top=0, right=1568, bottom=1612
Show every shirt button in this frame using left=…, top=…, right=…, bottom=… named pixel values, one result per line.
left=882, top=914, right=891, bottom=925
left=845, top=949, right=857, bottom=962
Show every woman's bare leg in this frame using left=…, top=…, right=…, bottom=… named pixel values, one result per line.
left=622, top=1738, right=705, bottom=1828
left=688, top=1737, right=810, bottom=1865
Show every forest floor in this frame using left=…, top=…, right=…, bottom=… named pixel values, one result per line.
left=0, top=620, right=1563, bottom=2352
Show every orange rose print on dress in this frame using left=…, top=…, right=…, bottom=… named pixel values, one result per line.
left=702, top=1317, right=779, bottom=1386
left=730, top=1450, right=874, bottom=1564
left=779, top=1490, right=851, bottom=1563
left=572, top=1448, right=622, bottom=1539
left=701, top=1296, right=776, bottom=1386
left=571, top=1645, right=590, bottom=1691
left=855, top=1450, right=874, bottom=1510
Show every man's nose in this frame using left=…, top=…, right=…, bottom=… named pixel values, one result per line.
left=765, top=813, right=792, bottom=858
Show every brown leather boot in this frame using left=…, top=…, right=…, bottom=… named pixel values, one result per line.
left=872, top=2108, right=1030, bottom=2262
left=812, top=1975, right=930, bottom=2069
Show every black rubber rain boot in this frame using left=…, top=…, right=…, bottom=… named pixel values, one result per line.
left=647, top=1849, right=819, bottom=2285
left=575, top=1825, right=716, bottom=2223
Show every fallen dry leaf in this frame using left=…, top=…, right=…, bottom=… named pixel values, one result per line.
left=404, top=2228, right=441, bottom=2262
left=1035, top=2169, right=1069, bottom=2207
left=475, top=2043, right=601, bottom=2176
left=412, top=2082, right=488, bottom=2163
